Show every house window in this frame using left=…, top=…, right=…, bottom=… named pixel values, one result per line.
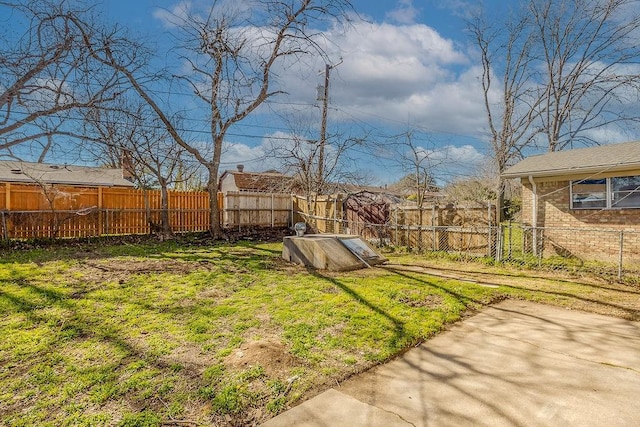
left=571, top=179, right=607, bottom=209
left=571, top=175, right=640, bottom=209
left=612, top=176, right=640, bottom=208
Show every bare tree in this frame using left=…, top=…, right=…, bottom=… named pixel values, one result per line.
left=0, top=0, right=123, bottom=159
left=468, top=10, right=543, bottom=221
left=377, top=131, right=443, bottom=248
left=470, top=0, right=640, bottom=221
left=83, top=98, right=194, bottom=236
left=386, top=131, right=446, bottom=209
left=382, top=132, right=442, bottom=209
left=529, top=0, right=640, bottom=151
left=90, top=0, right=355, bottom=238
left=265, top=124, right=366, bottom=203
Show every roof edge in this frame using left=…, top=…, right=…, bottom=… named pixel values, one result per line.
left=502, top=162, right=640, bottom=179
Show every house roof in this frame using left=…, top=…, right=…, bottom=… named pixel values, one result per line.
left=0, top=160, right=135, bottom=187
left=221, top=170, right=295, bottom=192
left=502, top=141, right=640, bottom=179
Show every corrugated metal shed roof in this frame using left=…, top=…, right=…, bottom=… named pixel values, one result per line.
left=502, top=141, right=640, bottom=178
left=0, top=160, right=135, bottom=187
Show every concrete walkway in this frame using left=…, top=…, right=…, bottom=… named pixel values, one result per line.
left=262, top=300, right=640, bottom=427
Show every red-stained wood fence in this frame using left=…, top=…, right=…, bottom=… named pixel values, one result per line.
left=0, top=183, right=210, bottom=239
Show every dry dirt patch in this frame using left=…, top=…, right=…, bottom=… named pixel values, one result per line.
left=224, top=339, right=300, bottom=379
left=73, top=258, right=212, bottom=283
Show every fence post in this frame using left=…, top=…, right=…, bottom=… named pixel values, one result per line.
left=1, top=210, right=7, bottom=241
left=271, top=193, right=275, bottom=228
left=497, top=224, right=504, bottom=262
left=394, top=208, right=398, bottom=246
left=537, top=227, right=542, bottom=267
left=618, top=230, right=624, bottom=281
left=507, top=220, right=513, bottom=259
left=487, top=202, right=492, bottom=258
left=333, top=194, right=340, bottom=233
left=432, top=205, right=437, bottom=251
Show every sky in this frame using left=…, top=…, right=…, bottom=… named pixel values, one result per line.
left=1, top=0, right=521, bottom=185
left=84, top=0, right=503, bottom=185
left=6, top=0, right=640, bottom=187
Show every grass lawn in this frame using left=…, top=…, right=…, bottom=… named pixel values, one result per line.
left=1, top=238, right=638, bottom=426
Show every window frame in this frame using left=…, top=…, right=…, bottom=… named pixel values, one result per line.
left=570, top=175, right=640, bottom=210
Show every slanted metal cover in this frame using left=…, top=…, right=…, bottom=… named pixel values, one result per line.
left=338, top=236, right=384, bottom=261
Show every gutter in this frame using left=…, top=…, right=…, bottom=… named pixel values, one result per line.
left=528, top=175, right=538, bottom=255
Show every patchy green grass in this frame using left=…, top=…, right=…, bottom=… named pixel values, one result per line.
left=2, top=238, right=638, bottom=426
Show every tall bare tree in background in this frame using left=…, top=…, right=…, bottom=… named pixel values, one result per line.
left=265, top=110, right=367, bottom=197
left=382, top=131, right=441, bottom=209
left=530, top=0, right=640, bottom=151
left=0, top=0, right=123, bottom=160
left=469, top=9, right=543, bottom=222
left=470, top=0, right=640, bottom=221
left=83, top=98, right=195, bottom=236
left=91, top=0, right=355, bottom=238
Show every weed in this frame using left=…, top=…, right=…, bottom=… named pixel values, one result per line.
left=118, top=410, right=162, bottom=427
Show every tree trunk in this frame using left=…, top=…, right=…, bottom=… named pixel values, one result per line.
left=159, top=181, right=172, bottom=235
left=207, top=173, right=223, bottom=238
left=496, top=177, right=506, bottom=224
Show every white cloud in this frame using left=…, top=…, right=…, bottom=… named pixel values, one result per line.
left=386, top=0, right=421, bottom=25
left=435, top=0, right=481, bottom=20
left=270, top=20, right=487, bottom=137
left=220, top=140, right=271, bottom=171
left=153, top=2, right=493, bottom=181
left=152, top=1, right=193, bottom=28
left=220, top=131, right=302, bottom=172
left=438, top=144, right=485, bottom=164
left=152, top=0, right=254, bottom=29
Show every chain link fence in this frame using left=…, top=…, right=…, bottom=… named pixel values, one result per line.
left=498, top=223, right=640, bottom=280
left=315, top=215, right=639, bottom=281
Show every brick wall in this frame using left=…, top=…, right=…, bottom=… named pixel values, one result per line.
left=520, top=180, right=640, bottom=262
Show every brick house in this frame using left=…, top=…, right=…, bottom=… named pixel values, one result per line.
left=502, top=141, right=640, bottom=261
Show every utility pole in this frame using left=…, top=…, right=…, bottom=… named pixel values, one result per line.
left=317, top=58, right=342, bottom=194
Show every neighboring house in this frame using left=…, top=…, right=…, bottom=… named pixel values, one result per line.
left=218, top=165, right=295, bottom=194
left=502, top=141, right=640, bottom=261
left=0, top=160, right=135, bottom=187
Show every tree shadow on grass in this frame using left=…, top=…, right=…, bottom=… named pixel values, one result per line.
left=0, top=276, right=207, bottom=418
left=306, top=266, right=497, bottom=358
left=385, top=265, right=640, bottom=321
left=392, top=260, right=640, bottom=293
left=307, top=269, right=410, bottom=352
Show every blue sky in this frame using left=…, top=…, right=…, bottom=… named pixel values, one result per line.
left=3, top=0, right=522, bottom=184
left=86, top=0, right=502, bottom=185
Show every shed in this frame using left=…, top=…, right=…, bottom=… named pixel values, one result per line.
left=343, top=191, right=402, bottom=241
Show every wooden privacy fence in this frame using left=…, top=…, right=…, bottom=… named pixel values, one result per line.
left=292, top=194, right=345, bottom=234
left=221, top=191, right=293, bottom=229
left=0, top=183, right=297, bottom=239
left=0, top=183, right=210, bottom=239
left=0, top=182, right=494, bottom=246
